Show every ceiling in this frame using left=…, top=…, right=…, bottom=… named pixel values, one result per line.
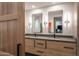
left=25, top=2, right=63, bottom=11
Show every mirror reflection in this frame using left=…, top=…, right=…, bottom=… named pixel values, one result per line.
left=48, top=10, right=63, bottom=33
left=32, top=13, right=42, bottom=33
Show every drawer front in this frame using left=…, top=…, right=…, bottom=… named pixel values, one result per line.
left=45, top=49, right=64, bottom=56
left=35, top=40, right=46, bottom=49
left=34, top=48, right=46, bottom=55
left=47, top=41, right=64, bottom=50
left=47, top=41, right=76, bottom=55
left=25, top=39, right=34, bottom=47
left=25, top=47, right=35, bottom=54
left=45, top=49, right=76, bottom=56
left=25, top=47, right=46, bottom=56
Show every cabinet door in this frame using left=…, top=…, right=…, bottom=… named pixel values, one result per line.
left=35, top=40, right=46, bottom=49
left=25, top=39, right=34, bottom=47
left=0, top=3, right=25, bottom=56
left=47, top=41, right=76, bottom=56
left=25, top=39, right=34, bottom=52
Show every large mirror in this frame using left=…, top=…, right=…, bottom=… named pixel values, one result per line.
left=32, top=13, right=42, bottom=33
left=54, top=16, right=62, bottom=33
left=48, top=10, right=63, bottom=33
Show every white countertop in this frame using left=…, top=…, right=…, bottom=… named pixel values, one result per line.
left=25, top=36, right=76, bottom=43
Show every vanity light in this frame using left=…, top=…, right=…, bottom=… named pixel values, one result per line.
left=44, top=21, right=48, bottom=28
left=64, top=12, right=70, bottom=27
left=44, top=21, right=47, bottom=25
left=64, top=20, right=70, bottom=24
left=28, top=23, right=31, bottom=26
left=28, top=22, right=31, bottom=29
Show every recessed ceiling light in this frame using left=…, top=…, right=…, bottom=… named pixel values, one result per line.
left=32, top=5, right=36, bottom=8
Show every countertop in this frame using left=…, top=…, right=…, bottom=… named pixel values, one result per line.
left=25, top=36, right=76, bottom=43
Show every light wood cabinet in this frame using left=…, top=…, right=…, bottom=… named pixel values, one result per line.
left=25, top=47, right=35, bottom=54
left=33, top=48, right=46, bottom=56
left=35, top=40, right=46, bottom=49
left=47, top=41, right=76, bottom=56
left=25, top=39, right=34, bottom=47
left=25, top=39, right=34, bottom=52
left=25, top=39, right=76, bottom=56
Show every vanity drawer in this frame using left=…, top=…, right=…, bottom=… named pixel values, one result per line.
left=34, top=48, right=46, bottom=55
left=47, top=41, right=63, bottom=50
left=25, top=47, right=46, bottom=55
left=47, top=41, right=76, bottom=55
left=25, top=39, right=34, bottom=47
left=47, top=41, right=76, bottom=50
left=35, top=40, right=46, bottom=49
left=45, top=49, right=76, bottom=56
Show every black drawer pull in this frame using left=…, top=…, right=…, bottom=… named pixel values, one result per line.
left=37, top=50, right=44, bottom=53
left=37, top=43, right=44, bottom=45
left=64, top=47, right=74, bottom=49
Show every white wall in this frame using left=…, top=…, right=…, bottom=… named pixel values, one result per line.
left=25, top=3, right=77, bottom=37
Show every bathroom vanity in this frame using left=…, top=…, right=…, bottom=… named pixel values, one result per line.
left=25, top=34, right=76, bottom=56
left=25, top=3, right=77, bottom=56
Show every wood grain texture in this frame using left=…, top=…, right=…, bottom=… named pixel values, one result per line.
left=35, top=40, right=46, bottom=49
left=25, top=39, right=34, bottom=47
left=47, top=41, right=76, bottom=56
left=16, top=3, right=25, bottom=56
left=0, top=13, right=18, bottom=22
left=77, top=3, right=79, bottom=56
left=0, top=2, right=25, bottom=56
left=25, top=39, right=76, bottom=56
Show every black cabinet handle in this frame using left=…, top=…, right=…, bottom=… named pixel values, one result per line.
left=17, top=43, right=21, bottom=56
left=37, top=43, right=44, bottom=45
left=64, top=47, right=74, bottom=50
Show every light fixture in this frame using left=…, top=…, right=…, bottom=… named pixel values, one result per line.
left=64, top=12, right=70, bottom=27
left=32, top=5, right=36, bottom=8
